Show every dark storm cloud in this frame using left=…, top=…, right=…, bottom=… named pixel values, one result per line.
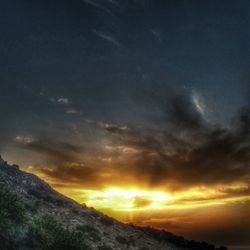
left=14, top=136, right=83, bottom=162
left=14, top=137, right=114, bottom=186
left=105, top=88, right=250, bottom=189
left=39, top=162, right=99, bottom=186
left=165, top=93, right=205, bottom=132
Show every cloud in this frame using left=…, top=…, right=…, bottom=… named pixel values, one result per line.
left=57, top=97, right=70, bottom=105
left=15, top=136, right=82, bottom=163
left=135, top=201, right=250, bottom=245
left=49, top=97, right=71, bottom=105
left=14, top=86, right=250, bottom=199
left=65, top=109, right=82, bottom=115
left=151, top=29, right=163, bottom=42
left=191, top=90, right=207, bottom=118
left=14, top=136, right=120, bottom=187
left=133, top=196, right=152, bottom=208
left=38, top=162, right=99, bottom=185
left=104, top=88, right=250, bottom=190
left=93, top=30, right=121, bottom=47
left=83, top=0, right=118, bottom=11
left=15, top=135, right=36, bottom=145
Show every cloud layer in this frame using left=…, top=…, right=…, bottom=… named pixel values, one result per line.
left=103, top=88, right=250, bottom=191
left=14, top=87, right=250, bottom=202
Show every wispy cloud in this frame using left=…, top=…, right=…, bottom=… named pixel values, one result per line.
left=15, top=135, right=36, bottom=145
left=191, top=90, right=208, bottom=119
left=65, top=109, right=82, bottom=115
left=151, top=29, right=163, bottom=42
left=83, top=0, right=120, bottom=15
left=93, top=30, right=121, bottom=47
left=49, top=97, right=71, bottom=105
left=57, top=97, right=70, bottom=105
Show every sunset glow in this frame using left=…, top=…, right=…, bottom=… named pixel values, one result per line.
left=77, top=187, right=173, bottom=211
left=46, top=183, right=250, bottom=212
left=2, top=0, right=250, bottom=247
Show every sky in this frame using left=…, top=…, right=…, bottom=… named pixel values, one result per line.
left=0, top=0, right=250, bottom=247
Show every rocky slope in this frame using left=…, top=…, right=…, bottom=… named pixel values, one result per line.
left=0, top=156, right=227, bottom=250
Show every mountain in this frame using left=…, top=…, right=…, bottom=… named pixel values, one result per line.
left=0, top=156, right=227, bottom=250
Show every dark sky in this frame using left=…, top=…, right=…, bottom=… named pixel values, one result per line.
left=1, top=0, right=250, bottom=247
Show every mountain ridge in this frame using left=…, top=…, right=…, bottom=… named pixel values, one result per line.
left=0, top=156, right=227, bottom=250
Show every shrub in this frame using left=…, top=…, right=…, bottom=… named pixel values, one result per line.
left=28, top=216, right=90, bottom=250
left=115, top=235, right=135, bottom=246
left=116, top=236, right=129, bottom=245
left=77, top=225, right=98, bottom=234
left=28, top=189, right=67, bottom=207
left=99, top=217, right=114, bottom=227
left=25, top=202, right=38, bottom=213
left=77, top=224, right=101, bottom=242
left=54, top=198, right=68, bottom=207
left=128, top=236, right=135, bottom=246
left=0, top=185, right=25, bottom=241
left=0, top=234, right=16, bottom=250
left=72, top=208, right=80, bottom=215
left=98, top=246, right=113, bottom=250
left=90, top=211, right=100, bottom=218
left=89, top=232, right=101, bottom=242
left=28, top=189, right=44, bottom=199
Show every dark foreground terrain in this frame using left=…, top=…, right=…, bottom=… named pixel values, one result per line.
left=0, top=156, right=227, bottom=250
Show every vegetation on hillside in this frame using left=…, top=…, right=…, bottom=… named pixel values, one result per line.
left=28, top=216, right=90, bottom=250
left=0, top=185, right=26, bottom=249
left=0, top=185, right=91, bottom=250
left=0, top=161, right=228, bottom=250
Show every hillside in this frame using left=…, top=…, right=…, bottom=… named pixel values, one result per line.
left=0, top=156, right=227, bottom=250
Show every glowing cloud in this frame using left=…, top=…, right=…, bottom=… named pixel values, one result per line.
left=75, top=187, right=173, bottom=211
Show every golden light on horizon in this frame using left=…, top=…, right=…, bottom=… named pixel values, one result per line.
left=20, top=165, right=250, bottom=247
left=76, top=187, right=173, bottom=211
left=2, top=149, right=250, bottom=250
left=65, top=184, right=250, bottom=213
